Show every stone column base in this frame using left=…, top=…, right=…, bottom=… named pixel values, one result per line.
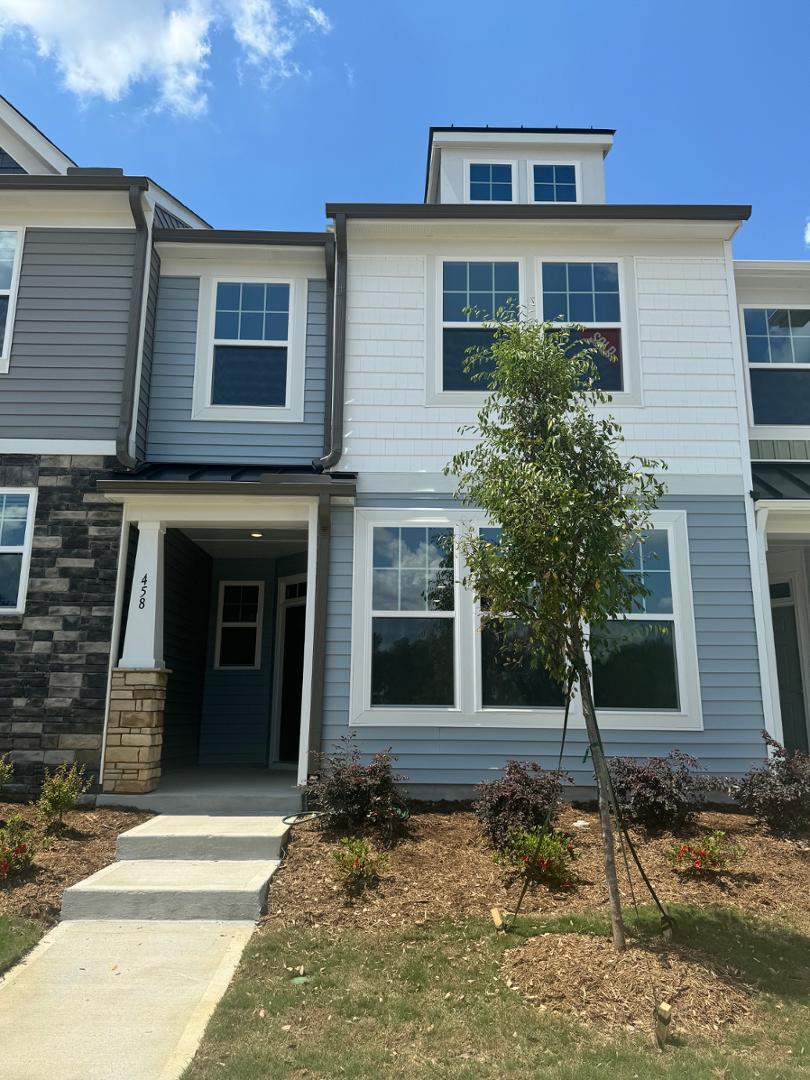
left=102, top=668, right=169, bottom=794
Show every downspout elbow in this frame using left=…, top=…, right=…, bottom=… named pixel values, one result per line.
left=116, top=184, right=150, bottom=470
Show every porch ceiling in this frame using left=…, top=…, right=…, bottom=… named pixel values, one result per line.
left=180, top=526, right=307, bottom=558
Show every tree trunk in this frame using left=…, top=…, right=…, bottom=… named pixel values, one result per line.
left=576, top=646, right=627, bottom=952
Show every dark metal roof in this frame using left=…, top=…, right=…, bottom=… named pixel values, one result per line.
left=752, top=462, right=810, bottom=501
left=0, top=146, right=25, bottom=174
left=326, top=202, right=752, bottom=223
left=153, top=204, right=192, bottom=230
left=154, top=228, right=331, bottom=247
left=97, top=463, right=356, bottom=497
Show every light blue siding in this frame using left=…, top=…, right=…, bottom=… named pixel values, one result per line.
left=146, top=276, right=327, bottom=464
left=321, top=496, right=768, bottom=791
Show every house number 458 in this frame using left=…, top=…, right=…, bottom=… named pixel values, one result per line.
left=138, top=573, right=148, bottom=610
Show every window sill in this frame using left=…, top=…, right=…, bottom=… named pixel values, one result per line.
left=349, top=706, right=703, bottom=730
left=192, top=402, right=303, bottom=423
left=424, top=388, right=645, bottom=409
left=749, top=424, right=810, bottom=441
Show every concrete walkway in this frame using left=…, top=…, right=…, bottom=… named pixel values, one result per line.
left=0, top=812, right=293, bottom=1080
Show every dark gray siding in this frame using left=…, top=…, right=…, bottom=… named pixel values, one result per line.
left=135, top=248, right=161, bottom=459
left=321, top=496, right=767, bottom=791
left=162, top=529, right=211, bottom=768
left=0, top=228, right=136, bottom=441
left=0, top=147, right=25, bottom=174
left=750, top=439, right=810, bottom=461
left=146, top=276, right=327, bottom=465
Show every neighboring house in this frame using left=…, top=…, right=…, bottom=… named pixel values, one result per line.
left=0, top=105, right=805, bottom=802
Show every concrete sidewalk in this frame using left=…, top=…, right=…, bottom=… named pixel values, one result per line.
left=0, top=919, right=254, bottom=1080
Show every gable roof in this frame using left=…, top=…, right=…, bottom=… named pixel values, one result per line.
left=0, top=95, right=76, bottom=174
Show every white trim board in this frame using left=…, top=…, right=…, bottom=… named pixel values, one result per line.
left=0, top=440, right=116, bottom=455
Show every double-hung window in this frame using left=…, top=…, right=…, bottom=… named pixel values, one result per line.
left=532, top=164, right=577, bottom=203
left=441, top=261, right=519, bottom=391
left=215, top=582, right=264, bottom=669
left=0, top=489, right=37, bottom=614
left=211, top=282, right=290, bottom=407
left=541, top=261, right=623, bottom=390
left=743, top=308, right=810, bottom=426
left=0, top=229, right=22, bottom=371
left=468, top=163, right=513, bottom=202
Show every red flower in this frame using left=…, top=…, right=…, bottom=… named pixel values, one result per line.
left=0, top=860, right=8, bottom=877
left=14, top=844, right=26, bottom=855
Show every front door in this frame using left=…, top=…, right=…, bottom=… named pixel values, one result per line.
left=273, top=576, right=307, bottom=764
left=771, top=581, right=810, bottom=754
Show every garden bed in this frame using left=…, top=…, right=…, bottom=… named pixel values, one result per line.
left=266, top=804, right=810, bottom=933
left=0, top=801, right=152, bottom=926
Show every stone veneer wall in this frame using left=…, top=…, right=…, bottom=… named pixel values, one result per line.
left=0, top=454, right=123, bottom=798
left=103, top=669, right=168, bottom=793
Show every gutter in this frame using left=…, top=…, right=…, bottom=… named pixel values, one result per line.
left=116, top=186, right=150, bottom=469
left=325, top=202, right=752, bottom=222
left=315, top=215, right=347, bottom=470
left=154, top=228, right=329, bottom=246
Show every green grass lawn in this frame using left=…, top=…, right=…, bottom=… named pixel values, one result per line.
left=0, top=915, right=43, bottom=977
left=183, top=905, right=810, bottom=1080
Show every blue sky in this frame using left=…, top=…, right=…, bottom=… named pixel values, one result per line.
left=0, top=0, right=807, bottom=259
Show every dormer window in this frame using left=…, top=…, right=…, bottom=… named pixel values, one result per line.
left=532, top=163, right=578, bottom=203
left=468, top=163, right=513, bottom=202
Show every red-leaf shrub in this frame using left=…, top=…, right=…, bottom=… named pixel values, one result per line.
left=730, top=733, right=810, bottom=835
left=475, top=760, right=569, bottom=849
left=607, top=750, right=703, bottom=830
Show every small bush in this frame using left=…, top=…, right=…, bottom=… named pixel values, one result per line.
left=668, top=830, right=746, bottom=873
left=0, top=815, right=35, bottom=880
left=331, top=837, right=390, bottom=891
left=0, top=753, right=12, bottom=790
left=607, top=750, right=703, bottom=830
left=730, top=732, right=810, bottom=835
left=305, top=734, right=407, bottom=840
left=475, top=760, right=569, bottom=850
left=35, top=763, right=90, bottom=830
left=497, top=827, right=576, bottom=887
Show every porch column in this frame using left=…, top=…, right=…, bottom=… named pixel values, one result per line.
left=104, top=521, right=168, bottom=794
left=119, top=521, right=166, bottom=669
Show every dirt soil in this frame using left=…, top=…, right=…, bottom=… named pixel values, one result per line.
left=266, top=805, right=810, bottom=934
left=501, top=932, right=755, bottom=1039
left=0, top=802, right=152, bottom=926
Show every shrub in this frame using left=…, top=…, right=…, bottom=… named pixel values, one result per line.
left=497, top=826, right=576, bottom=887
left=331, top=837, right=390, bottom=891
left=668, top=830, right=746, bottom=873
left=607, top=750, right=703, bottom=830
left=0, top=815, right=35, bottom=880
left=305, top=735, right=407, bottom=840
left=35, top=763, right=90, bottom=830
left=475, top=760, right=569, bottom=849
left=730, top=733, right=810, bottom=835
left=0, top=753, right=12, bottom=790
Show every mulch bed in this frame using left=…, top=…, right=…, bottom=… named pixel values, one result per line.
left=265, top=805, right=810, bottom=934
left=0, top=801, right=152, bottom=926
left=501, top=932, right=755, bottom=1039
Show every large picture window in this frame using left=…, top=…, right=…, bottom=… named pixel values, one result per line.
left=540, top=261, right=623, bottom=391
left=211, top=282, right=290, bottom=407
left=744, top=308, right=810, bottom=426
left=0, top=229, right=22, bottom=370
left=441, top=261, right=519, bottom=392
left=0, top=488, right=37, bottom=614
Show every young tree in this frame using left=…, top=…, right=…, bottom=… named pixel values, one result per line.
left=446, top=318, right=665, bottom=951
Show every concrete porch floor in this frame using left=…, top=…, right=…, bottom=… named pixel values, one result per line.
left=96, top=767, right=303, bottom=814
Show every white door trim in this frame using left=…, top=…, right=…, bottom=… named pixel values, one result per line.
left=270, top=572, right=307, bottom=767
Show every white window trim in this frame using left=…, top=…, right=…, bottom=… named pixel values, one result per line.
left=740, top=303, right=810, bottom=439
left=527, top=160, right=582, bottom=205
left=463, top=159, right=518, bottom=205
left=427, top=255, right=529, bottom=407
left=191, top=275, right=307, bottom=423
left=350, top=507, right=703, bottom=731
left=536, top=255, right=643, bottom=407
left=0, top=486, right=37, bottom=615
left=0, top=226, right=24, bottom=374
left=214, top=579, right=265, bottom=671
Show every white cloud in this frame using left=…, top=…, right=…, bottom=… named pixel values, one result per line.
left=805, top=219, right=810, bottom=248
left=0, top=0, right=331, bottom=116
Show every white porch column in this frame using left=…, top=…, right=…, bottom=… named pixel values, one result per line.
left=118, top=521, right=166, bottom=669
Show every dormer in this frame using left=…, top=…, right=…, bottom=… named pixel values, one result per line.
left=424, top=126, right=615, bottom=206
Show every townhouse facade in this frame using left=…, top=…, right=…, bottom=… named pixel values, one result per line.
left=0, top=101, right=806, bottom=802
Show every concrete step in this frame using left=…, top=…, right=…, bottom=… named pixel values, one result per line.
left=96, top=789, right=302, bottom=815
left=116, top=815, right=290, bottom=862
left=61, top=859, right=279, bottom=921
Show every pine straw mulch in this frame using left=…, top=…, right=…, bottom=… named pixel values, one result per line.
left=264, top=804, right=810, bottom=934
left=501, top=932, right=755, bottom=1039
left=0, top=801, right=152, bottom=926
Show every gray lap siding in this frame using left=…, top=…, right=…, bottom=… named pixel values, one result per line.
left=321, top=495, right=767, bottom=791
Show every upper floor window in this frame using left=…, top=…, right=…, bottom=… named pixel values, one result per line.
left=744, top=308, right=810, bottom=426
left=0, top=229, right=22, bottom=371
left=468, top=163, right=513, bottom=202
left=532, top=163, right=577, bottom=203
left=541, top=261, right=623, bottom=391
left=211, top=282, right=290, bottom=407
left=441, top=260, right=519, bottom=391
left=0, top=489, right=37, bottom=615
